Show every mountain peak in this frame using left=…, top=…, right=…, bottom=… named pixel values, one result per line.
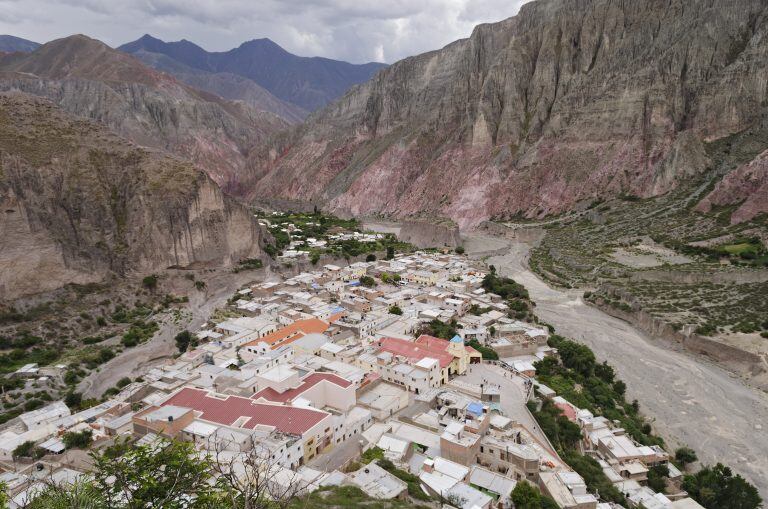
left=0, top=34, right=41, bottom=53
left=2, top=34, right=167, bottom=86
left=120, top=35, right=386, bottom=111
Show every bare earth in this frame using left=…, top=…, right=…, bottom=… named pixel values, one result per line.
left=464, top=231, right=768, bottom=497
left=79, top=267, right=281, bottom=399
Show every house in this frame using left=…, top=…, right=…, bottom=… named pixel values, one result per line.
left=138, top=387, right=336, bottom=463
left=253, top=372, right=356, bottom=412
left=469, top=466, right=517, bottom=508
left=348, top=462, right=408, bottom=500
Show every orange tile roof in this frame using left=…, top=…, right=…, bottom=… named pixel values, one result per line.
left=244, top=318, right=330, bottom=349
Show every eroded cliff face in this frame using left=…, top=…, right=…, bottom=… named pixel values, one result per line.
left=247, top=0, right=768, bottom=227
left=0, top=35, right=288, bottom=194
left=0, top=93, right=264, bottom=300
left=697, top=149, right=768, bottom=224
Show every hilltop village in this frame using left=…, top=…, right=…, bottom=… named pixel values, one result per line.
left=0, top=224, right=712, bottom=509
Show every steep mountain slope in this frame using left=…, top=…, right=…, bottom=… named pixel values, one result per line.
left=697, top=150, right=768, bottom=224
left=120, top=34, right=387, bottom=111
left=246, top=0, right=768, bottom=228
left=0, top=92, right=265, bottom=300
left=0, top=35, right=288, bottom=192
left=129, top=48, right=307, bottom=123
left=0, top=35, right=40, bottom=53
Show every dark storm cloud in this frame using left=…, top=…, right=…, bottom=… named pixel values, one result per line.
left=0, top=0, right=531, bottom=63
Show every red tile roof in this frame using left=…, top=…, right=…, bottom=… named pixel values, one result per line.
left=161, top=387, right=329, bottom=435
left=252, top=372, right=352, bottom=403
left=416, top=334, right=480, bottom=356
left=377, top=337, right=454, bottom=368
left=415, top=334, right=450, bottom=350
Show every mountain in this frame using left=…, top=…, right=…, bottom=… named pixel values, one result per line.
left=0, top=35, right=40, bottom=53
left=245, top=0, right=768, bottom=228
left=119, top=34, right=387, bottom=112
left=0, top=92, right=264, bottom=300
left=129, top=48, right=308, bottom=123
left=0, top=35, right=289, bottom=192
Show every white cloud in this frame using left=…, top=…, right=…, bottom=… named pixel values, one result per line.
left=0, top=0, right=532, bottom=63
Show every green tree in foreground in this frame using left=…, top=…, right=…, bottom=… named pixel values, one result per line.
left=388, top=305, right=403, bottom=315
left=92, top=439, right=214, bottom=509
left=682, top=463, right=762, bottom=509
left=511, top=480, right=559, bottom=509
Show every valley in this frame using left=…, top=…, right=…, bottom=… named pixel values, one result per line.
left=462, top=228, right=768, bottom=497
left=1, top=0, right=767, bottom=507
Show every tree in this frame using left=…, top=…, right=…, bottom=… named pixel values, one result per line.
left=209, top=436, right=309, bottom=509
left=557, top=339, right=596, bottom=377
left=511, top=480, right=559, bottom=509
left=359, top=276, right=376, bottom=288
left=92, top=438, right=214, bottom=509
left=365, top=253, right=376, bottom=262
left=174, top=330, right=194, bottom=353
left=27, top=481, right=104, bottom=509
left=62, top=429, right=93, bottom=450
left=647, top=464, right=669, bottom=493
left=675, top=447, right=698, bottom=467
left=13, top=440, right=43, bottom=460
left=682, top=463, right=761, bottom=509
left=455, top=246, right=465, bottom=255
left=0, top=481, right=8, bottom=509
left=64, top=391, right=82, bottom=409
left=385, top=246, right=395, bottom=260
left=141, top=275, right=158, bottom=291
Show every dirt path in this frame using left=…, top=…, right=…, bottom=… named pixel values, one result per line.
left=79, top=267, right=280, bottom=399
left=463, top=231, right=768, bottom=497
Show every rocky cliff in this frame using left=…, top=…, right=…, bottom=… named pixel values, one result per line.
left=697, top=149, right=768, bottom=224
left=0, top=92, right=264, bottom=300
left=247, top=0, right=768, bottom=228
left=0, top=35, right=288, bottom=194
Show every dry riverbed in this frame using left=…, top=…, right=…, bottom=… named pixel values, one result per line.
left=464, top=230, right=768, bottom=498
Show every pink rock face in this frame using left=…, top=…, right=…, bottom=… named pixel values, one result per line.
left=697, top=151, right=768, bottom=224
left=246, top=0, right=768, bottom=227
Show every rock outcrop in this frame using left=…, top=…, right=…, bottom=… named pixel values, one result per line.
left=398, top=220, right=462, bottom=249
left=0, top=35, right=288, bottom=194
left=0, top=92, right=264, bottom=300
left=246, top=0, right=768, bottom=228
left=697, top=149, right=768, bottom=224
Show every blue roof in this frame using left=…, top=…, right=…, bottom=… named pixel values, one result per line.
left=467, top=402, right=483, bottom=416
left=450, top=335, right=463, bottom=343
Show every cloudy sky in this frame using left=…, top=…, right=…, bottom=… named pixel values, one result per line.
left=0, top=0, right=532, bottom=63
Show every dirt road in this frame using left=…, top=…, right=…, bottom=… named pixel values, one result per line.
left=464, top=232, right=768, bottom=497
left=79, top=266, right=281, bottom=399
